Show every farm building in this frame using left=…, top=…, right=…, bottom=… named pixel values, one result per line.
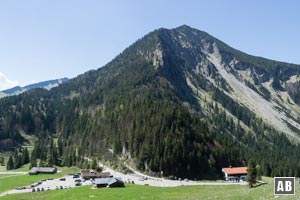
left=80, top=169, right=111, bottom=180
left=29, top=167, right=57, bottom=175
left=222, top=167, right=247, bottom=182
left=93, top=177, right=124, bottom=188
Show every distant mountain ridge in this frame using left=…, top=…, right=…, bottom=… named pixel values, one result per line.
left=1, top=78, right=69, bottom=96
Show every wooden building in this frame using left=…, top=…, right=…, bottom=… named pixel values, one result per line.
left=80, top=169, right=111, bottom=180
left=29, top=167, right=57, bottom=175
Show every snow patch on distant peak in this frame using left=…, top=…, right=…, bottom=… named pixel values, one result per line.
left=43, top=83, right=59, bottom=90
left=0, top=92, right=6, bottom=98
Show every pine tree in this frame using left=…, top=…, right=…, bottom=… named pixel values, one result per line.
left=52, top=147, right=59, bottom=166
left=29, top=156, right=37, bottom=169
left=22, top=148, right=30, bottom=164
left=91, top=159, right=97, bottom=170
left=7, top=156, right=14, bottom=170
left=0, top=157, right=4, bottom=166
left=13, top=151, right=22, bottom=169
left=247, top=159, right=257, bottom=188
left=256, top=164, right=262, bottom=180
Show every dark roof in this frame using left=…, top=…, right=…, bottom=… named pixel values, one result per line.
left=108, top=177, right=123, bottom=185
left=94, top=177, right=112, bottom=185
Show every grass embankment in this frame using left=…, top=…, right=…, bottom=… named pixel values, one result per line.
left=1, top=177, right=299, bottom=200
left=0, top=167, right=79, bottom=194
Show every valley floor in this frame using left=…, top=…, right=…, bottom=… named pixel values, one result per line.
left=0, top=164, right=296, bottom=199
left=0, top=163, right=245, bottom=197
left=0, top=177, right=298, bottom=200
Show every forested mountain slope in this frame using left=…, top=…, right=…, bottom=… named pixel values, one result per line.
left=1, top=25, right=300, bottom=178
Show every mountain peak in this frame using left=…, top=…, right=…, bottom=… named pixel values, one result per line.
left=2, top=25, right=300, bottom=180
left=175, top=24, right=193, bottom=30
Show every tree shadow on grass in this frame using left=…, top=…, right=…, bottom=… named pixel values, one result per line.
left=252, top=181, right=267, bottom=188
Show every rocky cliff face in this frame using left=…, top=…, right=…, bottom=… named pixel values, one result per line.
left=142, top=25, right=300, bottom=140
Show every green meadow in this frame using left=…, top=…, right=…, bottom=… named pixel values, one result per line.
left=1, top=176, right=300, bottom=200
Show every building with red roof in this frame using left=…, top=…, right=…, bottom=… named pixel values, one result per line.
left=222, top=167, right=247, bottom=182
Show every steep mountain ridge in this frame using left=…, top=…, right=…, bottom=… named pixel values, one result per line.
left=146, top=25, right=300, bottom=140
left=1, top=25, right=300, bottom=178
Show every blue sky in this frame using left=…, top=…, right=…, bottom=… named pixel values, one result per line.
left=0, top=0, right=299, bottom=90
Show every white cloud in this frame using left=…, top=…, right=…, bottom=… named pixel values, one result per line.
left=0, top=72, right=19, bottom=91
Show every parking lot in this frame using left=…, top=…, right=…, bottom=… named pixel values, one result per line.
left=5, top=175, right=92, bottom=195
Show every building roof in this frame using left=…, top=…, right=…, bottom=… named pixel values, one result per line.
left=80, top=170, right=110, bottom=178
left=222, top=167, right=247, bottom=175
left=29, top=167, right=57, bottom=173
left=94, top=177, right=123, bottom=185
left=94, top=177, right=112, bottom=185
left=108, top=177, right=123, bottom=185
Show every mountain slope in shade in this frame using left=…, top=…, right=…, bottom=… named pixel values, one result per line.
left=1, top=78, right=69, bottom=96
left=1, top=25, right=300, bottom=178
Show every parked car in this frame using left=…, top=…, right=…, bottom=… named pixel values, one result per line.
left=59, top=178, right=66, bottom=181
left=75, top=182, right=82, bottom=186
left=41, top=188, right=45, bottom=191
left=73, top=174, right=80, bottom=179
left=60, top=186, right=63, bottom=190
left=240, top=175, right=247, bottom=181
left=32, top=188, right=36, bottom=192
left=37, top=188, right=40, bottom=192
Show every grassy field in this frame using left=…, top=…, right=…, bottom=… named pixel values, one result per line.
left=0, top=167, right=79, bottom=194
left=0, top=177, right=299, bottom=200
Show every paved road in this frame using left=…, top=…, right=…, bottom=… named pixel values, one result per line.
left=0, top=172, right=27, bottom=175
left=99, top=162, right=248, bottom=187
